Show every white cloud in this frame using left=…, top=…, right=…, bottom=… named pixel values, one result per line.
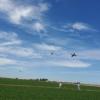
left=71, top=22, right=90, bottom=31
left=0, top=31, right=18, bottom=41
left=0, top=46, right=41, bottom=59
left=28, top=59, right=90, bottom=68
left=38, top=3, right=49, bottom=12
left=47, top=22, right=96, bottom=34
left=46, top=60, right=90, bottom=68
left=0, top=0, right=12, bottom=11
left=0, top=58, right=16, bottom=65
left=32, top=22, right=46, bottom=33
left=33, top=43, right=62, bottom=51
left=64, top=22, right=95, bottom=32
left=0, top=31, right=41, bottom=59
left=10, top=6, right=33, bottom=24
left=0, top=40, right=21, bottom=46
left=0, top=0, right=50, bottom=37
left=12, top=58, right=90, bottom=68
left=0, top=31, right=22, bottom=46
left=48, top=25, right=70, bottom=32
left=0, top=0, right=49, bottom=24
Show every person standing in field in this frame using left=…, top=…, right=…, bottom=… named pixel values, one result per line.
left=59, top=82, right=62, bottom=88
left=77, top=82, right=81, bottom=91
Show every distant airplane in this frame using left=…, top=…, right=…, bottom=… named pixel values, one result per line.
left=50, top=51, right=55, bottom=55
left=71, top=53, right=77, bottom=57
left=50, top=52, right=54, bottom=55
left=19, top=70, right=22, bottom=72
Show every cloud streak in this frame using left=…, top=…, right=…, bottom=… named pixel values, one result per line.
left=42, top=60, right=91, bottom=68
left=0, top=31, right=22, bottom=46
left=33, top=43, right=62, bottom=51
left=0, top=58, right=16, bottom=65
left=63, top=22, right=97, bottom=32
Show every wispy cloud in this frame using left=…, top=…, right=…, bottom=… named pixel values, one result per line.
left=33, top=43, right=62, bottom=51
left=0, top=46, right=41, bottom=59
left=21, top=59, right=90, bottom=68
left=0, top=58, right=16, bottom=65
left=63, top=22, right=96, bottom=32
left=45, top=60, right=90, bottom=68
left=0, top=31, right=22, bottom=46
left=0, top=31, right=19, bottom=41
left=0, top=40, right=21, bottom=46
left=0, top=31, right=41, bottom=59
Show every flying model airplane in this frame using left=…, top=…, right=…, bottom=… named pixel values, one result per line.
left=51, top=52, right=54, bottom=55
left=19, top=70, right=22, bottom=72
left=71, top=53, right=77, bottom=57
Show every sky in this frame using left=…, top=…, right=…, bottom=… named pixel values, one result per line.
left=0, top=0, right=100, bottom=84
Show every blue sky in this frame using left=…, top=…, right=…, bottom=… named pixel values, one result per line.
left=0, top=0, right=100, bottom=84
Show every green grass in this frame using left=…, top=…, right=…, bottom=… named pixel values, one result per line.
left=0, top=78, right=58, bottom=87
left=0, top=78, right=100, bottom=100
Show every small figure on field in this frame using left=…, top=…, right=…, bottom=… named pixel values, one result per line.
left=76, top=82, right=81, bottom=91
left=59, top=82, right=62, bottom=88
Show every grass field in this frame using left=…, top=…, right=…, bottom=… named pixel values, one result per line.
left=0, top=78, right=100, bottom=100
